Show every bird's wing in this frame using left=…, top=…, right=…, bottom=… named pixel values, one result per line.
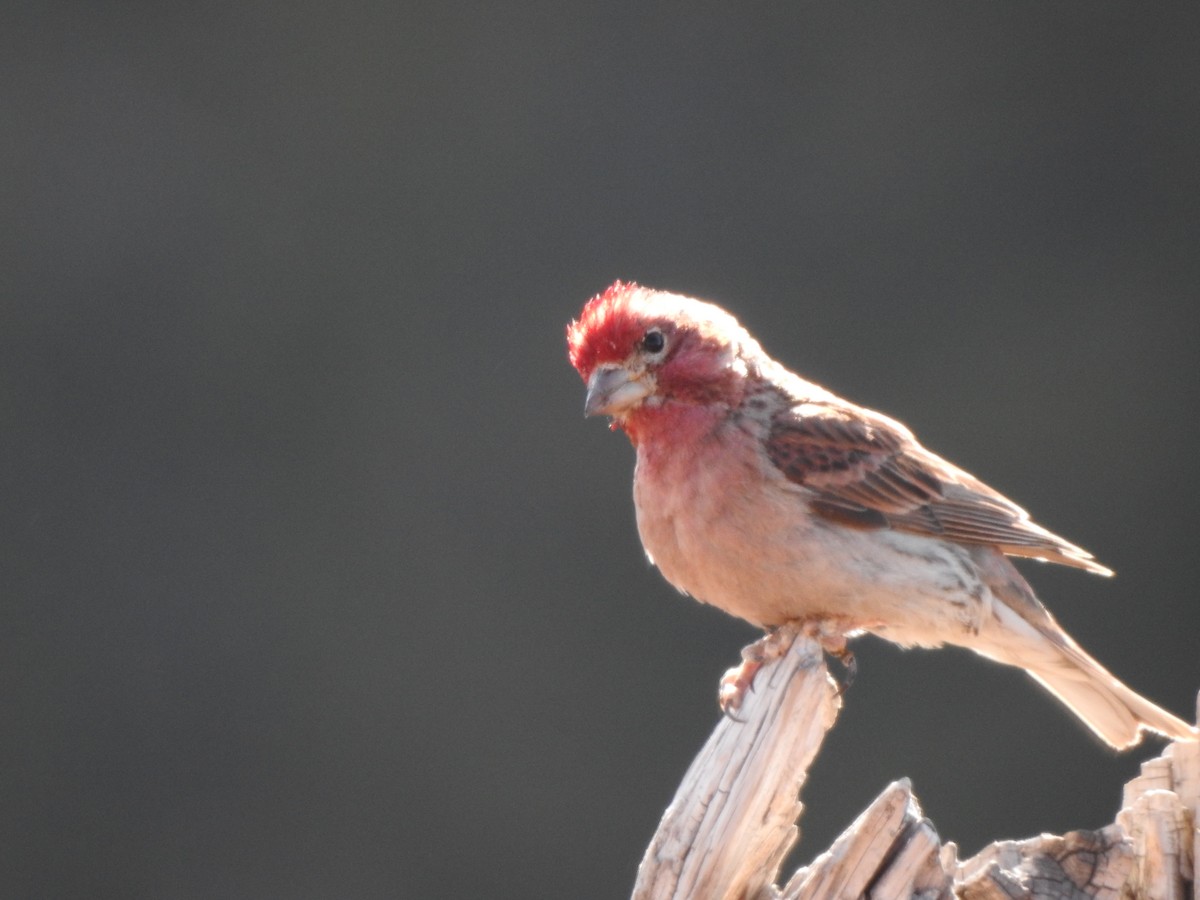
left=764, top=400, right=1112, bottom=575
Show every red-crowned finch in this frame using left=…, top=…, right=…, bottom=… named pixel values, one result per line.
left=567, top=281, right=1196, bottom=749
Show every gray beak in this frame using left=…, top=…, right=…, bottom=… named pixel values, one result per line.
left=584, top=365, right=652, bottom=417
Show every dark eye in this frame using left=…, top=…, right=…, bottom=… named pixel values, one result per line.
left=642, top=329, right=666, bottom=354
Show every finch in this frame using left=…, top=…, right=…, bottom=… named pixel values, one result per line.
left=567, top=281, right=1195, bottom=749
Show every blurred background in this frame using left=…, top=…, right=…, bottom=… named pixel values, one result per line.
left=3, top=2, right=1198, bottom=897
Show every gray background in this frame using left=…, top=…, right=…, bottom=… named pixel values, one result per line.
left=4, top=3, right=1198, bottom=897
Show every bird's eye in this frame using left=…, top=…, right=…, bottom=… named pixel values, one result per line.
left=642, top=329, right=666, bottom=355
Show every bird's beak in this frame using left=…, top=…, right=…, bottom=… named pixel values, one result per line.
left=585, top=364, right=653, bottom=417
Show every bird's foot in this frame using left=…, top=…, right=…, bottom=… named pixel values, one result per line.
left=817, top=630, right=856, bottom=695
left=718, top=623, right=801, bottom=718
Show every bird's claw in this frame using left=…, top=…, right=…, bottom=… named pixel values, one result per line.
left=831, top=648, right=856, bottom=695
left=814, top=628, right=857, bottom=695
left=718, top=621, right=858, bottom=714
left=716, top=623, right=802, bottom=718
left=718, top=660, right=762, bottom=720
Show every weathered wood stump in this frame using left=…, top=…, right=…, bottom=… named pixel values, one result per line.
left=633, top=635, right=1199, bottom=900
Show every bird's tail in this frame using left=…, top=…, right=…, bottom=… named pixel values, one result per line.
left=1024, top=637, right=1196, bottom=750
left=969, top=549, right=1196, bottom=750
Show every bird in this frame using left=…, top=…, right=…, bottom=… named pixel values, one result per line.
left=566, top=280, right=1196, bottom=750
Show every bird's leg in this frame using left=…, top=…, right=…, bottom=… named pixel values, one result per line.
left=815, top=628, right=856, bottom=694
left=718, top=622, right=802, bottom=717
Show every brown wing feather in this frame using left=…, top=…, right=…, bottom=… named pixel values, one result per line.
left=765, top=401, right=1112, bottom=575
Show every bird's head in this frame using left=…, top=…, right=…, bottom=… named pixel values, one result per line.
left=567, top=282, right=759, bottom=431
